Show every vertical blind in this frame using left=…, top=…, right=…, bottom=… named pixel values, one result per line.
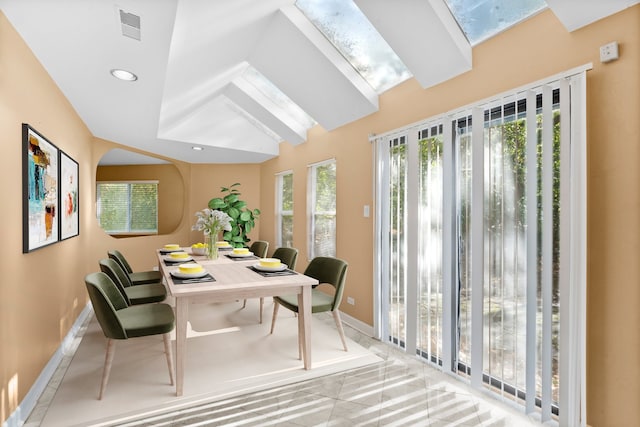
left=374, top=66, right=588, bottom=426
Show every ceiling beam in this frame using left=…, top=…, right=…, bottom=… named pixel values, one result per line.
left=225, top=79, right=307, bottom=145
left=355, top=0, right=472, bottom=89
left=546, top=0, right=640, bottom=31
left=249, top=5, right=379, bottom=131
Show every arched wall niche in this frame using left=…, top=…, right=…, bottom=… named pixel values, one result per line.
left=96, top=148, right=184, bottom=237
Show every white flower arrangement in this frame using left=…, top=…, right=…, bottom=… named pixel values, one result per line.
left=191, top=208, right=233, bottom=236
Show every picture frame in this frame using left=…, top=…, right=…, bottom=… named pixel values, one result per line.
left=22, top=124, right=59, bottom=253
left=59, top=150, right=79, bottom=240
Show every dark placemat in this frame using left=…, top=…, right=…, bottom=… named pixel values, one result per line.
left=171, top=273, right=216, bottom=285
left=225, top=255, right=259, bottom=261
left=163, top=259, right=196, bottom=266
left=247, top=265, right=297, bottom=277
left=159, top=249, right=183, bottom=255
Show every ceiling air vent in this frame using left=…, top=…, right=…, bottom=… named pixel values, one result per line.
left=119, top=9, right=141, bottom=41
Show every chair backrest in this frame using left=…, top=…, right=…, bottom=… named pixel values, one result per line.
left=303, top=257, right=348, bottom=311
left=99, top=258, right=133, bottom=305
left=249, top=240, right=269, bottom=258
left=272, top=247, right=298, bottom=270
left=85, top=272, right=128, bottom=339
left=108, top=249, right=133, bottom=274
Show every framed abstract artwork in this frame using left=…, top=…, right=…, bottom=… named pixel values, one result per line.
left=60, top=150, right=79, bottom=240
left=22, top=124, right=59, bottom=253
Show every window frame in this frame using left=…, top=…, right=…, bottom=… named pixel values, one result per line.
left=96, top=180, right=159, bottom=236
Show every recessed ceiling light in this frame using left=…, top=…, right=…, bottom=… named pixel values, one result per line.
left=110, top=69, right=138, bottom=81
left=192, top=146, right=204, bottom=151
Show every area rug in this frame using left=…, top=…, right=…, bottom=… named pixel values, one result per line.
left=40, top=298, right=382, bottom=427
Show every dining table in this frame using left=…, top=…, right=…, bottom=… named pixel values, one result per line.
left=156, top=247, right=318, bottom=397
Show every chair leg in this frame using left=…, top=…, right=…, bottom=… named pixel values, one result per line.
left=259, top=297, right=264, bottom=324
left=99, top=339, right=116, bottom=400
left=270, top=300, right=280, bottom=334
left=332, top=310, right=348, bottom=352
left=163, top=333, right=175, bottom=386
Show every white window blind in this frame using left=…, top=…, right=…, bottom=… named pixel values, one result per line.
left=275, top=171, right=294, bottom=248
left=307, top=159, right=336, bottom=259
left=374, top=66, right=589, bottom=426
left=96, top=181, right=158, bottom=235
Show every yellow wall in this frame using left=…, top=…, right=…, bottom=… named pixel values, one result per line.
left=0, top=11, right=94, bottom=422
left=187, top=164, right=262, bottom=245
left=1, top=5, right=639, bottom=426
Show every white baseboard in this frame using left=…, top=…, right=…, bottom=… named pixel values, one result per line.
left=3, top=304, right=93, bottom=427
left=339, top=310, right=374, bottom=337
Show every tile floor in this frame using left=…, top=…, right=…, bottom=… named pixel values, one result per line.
left=25, top=313, right=546, bottom=427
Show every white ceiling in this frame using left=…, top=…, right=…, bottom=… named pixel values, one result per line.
left=1, top=0, right=636, bottom=164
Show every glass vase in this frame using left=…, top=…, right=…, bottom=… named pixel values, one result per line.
left=205, top=233, right=218, bottom=260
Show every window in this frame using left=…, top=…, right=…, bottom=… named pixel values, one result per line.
left=444, top=0, right=547, bottom=45
left=307, top=159, right=336, bottom=259
left=295, top=0, right=411, bottom=93
left=375, top=69, right=587, bottom=425
left=96, top=181, right=158, bottom=235
left=276, top=171, right=294, bottom=248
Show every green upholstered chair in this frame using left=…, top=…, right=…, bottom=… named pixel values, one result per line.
left=99, top=258, right=167, bottom=305
left=272, top=247, right=298, bottom=272
left=242, top=240, right=270, bottom=319
left=250, top=247, right=299, bottom=324
left=249, top=240, right=269, bottom=258
left=270, top=256, right=349, bottom=356
left=84, top=272, right=175, bottom=399
left=108, top=249, right=163, bottom=285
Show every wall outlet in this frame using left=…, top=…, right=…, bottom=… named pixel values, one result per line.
left=600, top=41, right=619, bottom=63
left=347, top=296, right=355, bottom=305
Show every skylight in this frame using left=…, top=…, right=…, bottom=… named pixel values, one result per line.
left=445, top=0, right=547, bottom=45
left=295, top=0, right=411, bottom=94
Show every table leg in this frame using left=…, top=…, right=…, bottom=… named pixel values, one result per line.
left=298, top=286, right=312, bottom=369
left=175, top=297, right=188, bottom=396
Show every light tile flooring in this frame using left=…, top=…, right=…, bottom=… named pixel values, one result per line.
left=26, top=313, right=545, bottom=427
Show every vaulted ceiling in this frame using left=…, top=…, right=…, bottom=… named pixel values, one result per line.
left=0, top=0, right=636, bottom=164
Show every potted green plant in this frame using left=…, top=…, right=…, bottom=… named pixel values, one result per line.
left=208, top=183, right=261, bottom=248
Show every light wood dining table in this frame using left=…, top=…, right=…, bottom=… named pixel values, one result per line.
left=157, top=248, right=318, bottom=397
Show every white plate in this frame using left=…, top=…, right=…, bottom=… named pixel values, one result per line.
left=227, top=251, right=254, bottom=258
left=253, top=263, right=286, bottom=272
left=164, top=255, right=193, bottom=262
left=171, top=269, right=208, bottom=279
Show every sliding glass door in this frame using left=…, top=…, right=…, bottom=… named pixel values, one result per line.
left=375, top=72, right=587, bottom=425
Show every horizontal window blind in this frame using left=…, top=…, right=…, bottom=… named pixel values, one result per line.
left=97, top=181, right=158, bottom=234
